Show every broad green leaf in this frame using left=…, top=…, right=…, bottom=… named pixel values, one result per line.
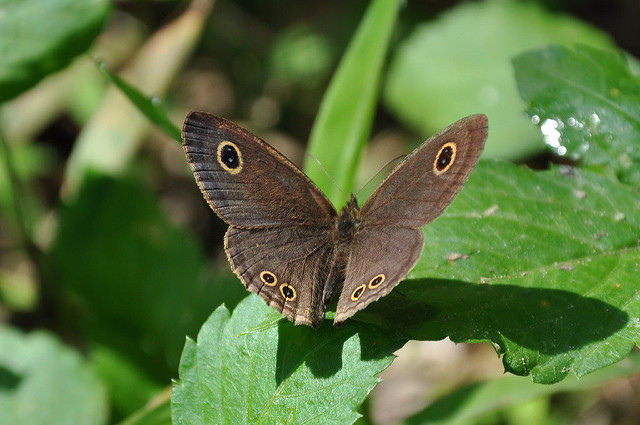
left=384, top=0, right=613, bottom=161
left=0, top=326, right=107, bottom=425
left=402, top=350, right=640, bottom=425
left=305, top=0, right=400, bottom=208
left=362, top=160, right=639, bottom=383
left=50, top=174, right=246, bottom=415
left=98, top=62, right=182, bottom=143
left=0, top=0, right=110, bottom=102
left=513, top=45, right=640, bottom=185
left=172, top=295, right=402, bottom=425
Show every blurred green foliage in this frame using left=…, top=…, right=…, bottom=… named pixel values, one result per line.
left=1, top=0, right=639, bottom=424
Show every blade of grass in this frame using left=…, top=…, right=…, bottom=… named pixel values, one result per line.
left=0, top=125, right=30, bottom=252
left=0, top=125, right=51, bottom=310
left=97, top=61, right=181, bottom=143
left=304, top=0, right=400, bottom=209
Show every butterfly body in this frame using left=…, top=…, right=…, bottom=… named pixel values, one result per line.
left=183, top=112, right=487, bottom=328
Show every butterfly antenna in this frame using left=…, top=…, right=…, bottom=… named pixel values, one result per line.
left=355, top=154, right=405, bottom=197
left=306, top=154, right=348, bottom=204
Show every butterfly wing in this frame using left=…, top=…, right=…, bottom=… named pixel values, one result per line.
left=334, top=226, right=423, bottom=324
left=335, top=115, right=488, bottom=324
left=183, top=111, right=336, bottom=228
left=360, top=114, right=488, bottom=227
left=183, top=112, right=340, bottom=326
left=225, top=226, right=333, bottom=328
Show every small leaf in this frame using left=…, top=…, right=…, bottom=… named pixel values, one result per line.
left=513, top=45, right=640, bottom=185
left=98, top=62, right=182, bottom=143
left=0, top=0, right=110, bottom=102
left=268, top=26, right=334, bottom=86
left=0, top=326, right=107, bottom=425
left=62, top=1, right=210, bottom=197
left=172, top=296, right=401, bottom=425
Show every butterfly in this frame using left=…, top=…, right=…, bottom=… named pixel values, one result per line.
left=183, top=112, right=487, bottom=327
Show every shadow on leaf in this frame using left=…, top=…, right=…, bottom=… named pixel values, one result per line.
left=274, top=317, right=403, bottom=385
left=363, top=278, right=627, bottom=356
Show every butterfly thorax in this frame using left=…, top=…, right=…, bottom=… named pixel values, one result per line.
left=322, top=194, right=362, bottom=306
left=333, top=194, right=362, bottom=242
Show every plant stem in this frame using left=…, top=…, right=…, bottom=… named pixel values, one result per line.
left=0, top=122, right=31, bottom=253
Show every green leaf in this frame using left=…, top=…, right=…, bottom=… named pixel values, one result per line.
left=384, top=0, right=614, bottom=161
left=0, top=0, right=110, bottom=102
left=304, top=0, right=400, bottom=208
left=172, top=295, right=402, bottom=425
left=97, top=62, right=182, bottom=143
left=402, top=350, right=640, bottom=425
left=362, top=160, right=639, bottom=383
left=50, top=174, right=246, bottom=414
left=0, top=326, right=107, bottom=425
left=513, top=45, right=640, bottom=185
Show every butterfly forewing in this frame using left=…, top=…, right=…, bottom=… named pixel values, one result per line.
left=360, top=114, right=488, bottom=227
left=183, top=112, right=336, bottom=228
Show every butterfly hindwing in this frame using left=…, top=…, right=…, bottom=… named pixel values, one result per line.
left=225, top=226, right=334, bottom=327
left=334, top=226, right=423, bottom=324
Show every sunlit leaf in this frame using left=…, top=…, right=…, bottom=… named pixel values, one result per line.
left=514, top=45, right=640, bottom=185
left=172, top=296, right=401, bottom=425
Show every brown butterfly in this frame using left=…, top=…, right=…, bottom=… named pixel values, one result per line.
left=183, top=112, right=487, bottom=328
